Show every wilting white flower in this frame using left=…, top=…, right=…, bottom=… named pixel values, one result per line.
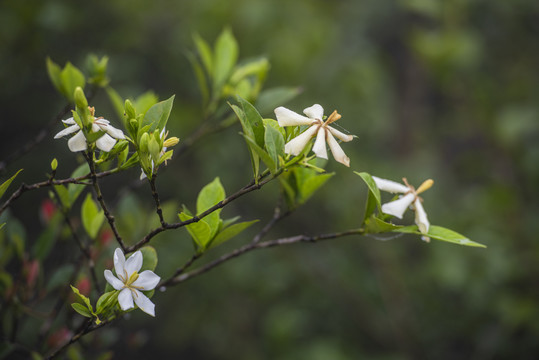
left=274, top=104, right=354, bottom=167
left=372, top=176, right=433, bottom=237
left=104, top=248, right=160, bottom=317
left=54, top=112, right=125, bottom=153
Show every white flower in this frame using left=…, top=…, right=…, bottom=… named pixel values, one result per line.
left=54, top=113, right=125, bottom=153
left=104, top=248, right=160, bottom=317
left=274, top=104, right=354, bottom=167
left=372, top=176, right=433, bottom=236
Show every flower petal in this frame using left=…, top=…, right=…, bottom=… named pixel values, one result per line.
left=327, top=126, right=354, bottom=142
left=274, top=106, right=314, bottom=127
left=54, top=124, right=80, bottom=139
left=381, top=193, right=415, bottom=219
left=326, top=131, right=350, bottom=167
left=132, top=289, right=156, bottom=317
left=104, top=270, right=124, bottom=290
left=118, top=288, right=134, bottom=311
left=62, top=117, right=76, bottom=125
left=97, top=123, right=126, bottom=140
left=67, top=131, right=88, bottom=152
left=114, top=248, right=126, bottom=281
left=372, top=176, right=409, bottom=194
left=303, top=104, right=324, bottom=120
left=311, top=127, right=328, bottom=159
left=132, top=270, right=160, bottom=291
left=284, top=125, right=319, bottom=156
left=414, top=198, right=430, bottom=234
left=95, top=134, right=117, bottom=152
left=125, top=251, right=143, bottom=275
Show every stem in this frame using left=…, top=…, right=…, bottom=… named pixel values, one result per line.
left=161, top=228, right=365, bottom=287
left=252, top=200, right=291, bottom=244
left=84, top=152, right=126, bottom=251
left=149, top=174, right=166, bottom=227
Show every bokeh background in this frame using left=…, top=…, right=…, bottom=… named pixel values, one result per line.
left=1, top=0, right=539, bottom=358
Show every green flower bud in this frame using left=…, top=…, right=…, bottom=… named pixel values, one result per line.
left=148, top=137, right=161, bottom=164
left=140, top=132, right=150, bottom=153
left=74, top=87, right=88, bottom=109
left=51, top=158, right=58, bottom=171
left=125, top=100, right=136, bottom=119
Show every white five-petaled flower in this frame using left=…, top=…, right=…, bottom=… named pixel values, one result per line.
left=372, top=176, right=433, bottom=237
left=54, top=109, right=125, bottom=152
left=104, top=248, right=160, bottom=317
left=274, top=104, right=354, bottom=167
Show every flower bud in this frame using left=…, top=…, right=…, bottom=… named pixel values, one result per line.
left=125, top=99, right=136, bottom=119
left=74, top=87, right=88, bottom=109
left=148, top=137, right=161, bottom=163
left=139, top=132, right=150, bottom=153
left=163, top=136, right=179, bottom=148
left=50, top=158, right=58, bottom=171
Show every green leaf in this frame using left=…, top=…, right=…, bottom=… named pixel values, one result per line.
left=243, top=134, right=276, bottom=174
left=70, top=285, right=93, bottom=312
left=209, top=220, right=259, bottom=249
left=231, top=104, right=259, bottom=178
left=179, top=212, right=212, bottom=251
left=139, top=246, right=158, bottom=272
left=264, top=123, right=285, bottom=168
left=193, top=32, right=213, bottom=76
left=297, top=171, right=334, bottom=205
left=81, top=193, right=104, bottom=239
left=365, top=215, right=403, bottom=233
left=0, top=169, right=23, bottom=201
left=60, top=62, right=86, bottom=102
left=220, top=216, right=241, bottom=230
left=187, top=51, right=210, bottom=106
left=395, top=225, right=487, bottom=248
left=237, top=96, right=265, bottom=148
left=213, top=27, right=238, bottom=93
left=256, top=87, right=301, bottom=116
left=53, top=185, right=70, bottom=209
left=71, top=303, right=92, bottom=318
left=229, top=57, right=270, bottom=84
left=142, top=95, right=175, bottom=133
left=355, top=172, right=382, bottom=221
left=46, top=58, right=63, bottom=94
left=67, top=164, right=89, bottom=205
left=134, top=91, right=159, bottom=115
left=196, top=178, right=225, bottom=239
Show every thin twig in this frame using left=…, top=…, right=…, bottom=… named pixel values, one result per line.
left=0, top=168, right=119, bottom=217
left=84, top=152, right=126, bottom=251
left=160, top=228, right=365, bottom=288
left=252, top=202, right=291, bottom=244
left=126, top=169, right=279, bottom=253
left=149, top=174, right=166, bottom=227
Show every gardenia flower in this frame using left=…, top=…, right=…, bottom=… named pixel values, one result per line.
left=104, top=248, right=160, bottom=317
left=54, top=108, right=125, bottom=152
left=274, top=104, right=354, bottom=167
left=372, top=176, right=433, bottom=235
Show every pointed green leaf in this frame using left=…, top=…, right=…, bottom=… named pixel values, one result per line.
left=67, top=164, right=89, bottom=206
left=60, top=63, right=86, bottom=102
left=364, top=215, right=403, bottom=233
left=264, top=123, right=285, bottom=167
left=355, top=172, right=382, bottom=221
left=96, top=291, right=119, bottom=314
left=33, top=212, right=61, bottom=260
left=231, top=103, right=259, bottom=178
left=81, top=193, right=104, bottom=239
left=196, top=178, right=225, bottom=239
left=134, top=91, right=159, bottom=115
left=46, top=58, right=63, bottom=94
left=237, top=96, right=265, bottom=148
left=179, top=212, right=212, bottom=250
left=395, top=225, right=486, bottom=248
left=187, top=51, right=210, bottom=106
left=142, top=95, right=175, bottom=133
left=193, top=32, right=213, bottom=76
left=209, top=220, right=259, bottom=249
left=213, top=28, right=238, bottom=93
left=297, top=171, right=334, bottom=205
left=71, top=303, right=92, bottom=318
left=70, top=285, right=93, bottom=312
left=229, top=57, right=270, bottom=84
left=0, top=169, right=23, bottom=201
left=243, top=134, right=276, bottom=174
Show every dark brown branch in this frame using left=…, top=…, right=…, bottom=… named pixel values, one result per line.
left=252, top=203, right=291, bottom=244
left=126, top=169, right=279, bottom=253
left=149, top=174, right=166, bottom=227
left=160, top=228, right=365, bottom=287
left=84, top=152, right=126, bottom=251
left=0, top=168, right=118, bottom=217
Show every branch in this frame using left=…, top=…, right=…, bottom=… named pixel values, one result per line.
left=148, top=174, right=166, bottom=227
left=159, top=228, right=365, bottom=288
left=252, top=201, right=291, bottom=244
left=126, top=169, right=280, bottom=252
left=84, top=152, right=126, bottom=251
left=0, top=168, right=119, bottom=217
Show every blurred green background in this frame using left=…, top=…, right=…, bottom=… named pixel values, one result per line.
left=1, top=0, right=539, bottom=358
